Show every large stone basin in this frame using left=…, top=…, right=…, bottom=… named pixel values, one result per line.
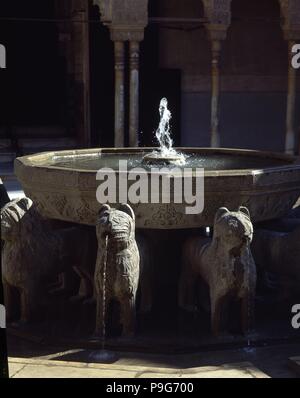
left=15, top=147, right=300, bottom=229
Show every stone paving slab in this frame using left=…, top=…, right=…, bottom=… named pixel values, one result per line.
left=8, top=358, right=269, bottom=378
left=288, top=357, right=300, bottom=377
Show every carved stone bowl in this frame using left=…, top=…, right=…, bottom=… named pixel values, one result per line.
left=15, top=148, right=300, bottom=229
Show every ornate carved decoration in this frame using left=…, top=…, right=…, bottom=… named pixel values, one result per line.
left=93, top=0, right=148, bottom=41
left=202, top=0, right=232, bottom=41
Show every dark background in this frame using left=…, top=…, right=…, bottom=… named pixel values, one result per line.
left=0, top=0, right=299, bottom=152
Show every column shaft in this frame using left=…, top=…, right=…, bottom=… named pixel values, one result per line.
left=285, top=41, right=297, bottom=155
left=114, top=41, right=125, bottom=147
left=210, top=40, right=221, bottom=148
left=129, top=41, right=140, bottom=147
left=71, top=2, right=91, bottom=148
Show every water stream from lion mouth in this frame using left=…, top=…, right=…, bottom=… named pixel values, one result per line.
left=89, top=235, right=117, bottom=363
left=102, top=235, right=108, bottom=350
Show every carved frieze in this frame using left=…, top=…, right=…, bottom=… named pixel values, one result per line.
left=93, top=0, right=148, bottom=41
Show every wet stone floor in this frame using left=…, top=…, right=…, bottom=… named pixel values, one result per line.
left=7, top=334, right=300, bottom=378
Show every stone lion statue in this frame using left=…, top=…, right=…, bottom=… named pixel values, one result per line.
left=0, top=178, right=10, bottom=209
left=252, top=224, right=300, bottom=298
left=1, top=197, right=96, bottom=323
left=179, top=207, right=257, bottom=336
left=94, top=204, right=140, bottom=338
left=1, top=178, right=9, bottom=253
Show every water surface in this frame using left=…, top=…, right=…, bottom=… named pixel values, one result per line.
left=48, top=152, right=289, bottom=172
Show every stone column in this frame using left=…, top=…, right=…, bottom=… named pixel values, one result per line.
left=279, top=0, right=300, bottom=155
left=286, top=41, right=297, bottom=154
left=129, top=41, right=140, bottom=147
left=95, top=0, right=148, bottom=148
left=114, top=41, right=125, bottom=147
left=71, top=0, right=91, bottom=148
left=202, top=0, right=232, bottom=148
left=210, top=40, right=222, bottom=147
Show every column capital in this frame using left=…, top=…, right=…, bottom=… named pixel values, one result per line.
left=279, top=0, right=300, bottom=40
left=202, top=0, right=232, bottom=41
left=94, top=0, right=148, bottom=41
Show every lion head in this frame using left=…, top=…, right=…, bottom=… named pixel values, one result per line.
left=1, top=197, right=42, bottom=242
left=96, top=204, right=135, bottom=245
left=213, top=207, right=253, bottom=252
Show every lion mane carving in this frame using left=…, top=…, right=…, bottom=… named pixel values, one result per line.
left=0, top=178, right=9, bottom=209
left=179, top=207, right=257, bottom=336
left=94, top=204, right=140, bottom=338
left=1, top=197, right=95, bottom=323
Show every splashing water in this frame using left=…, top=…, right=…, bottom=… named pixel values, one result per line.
left=143, top=98, right=185, bottom=165
left=156, top=98, right=175, bottom=156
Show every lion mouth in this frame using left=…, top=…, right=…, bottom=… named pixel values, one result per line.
left=243, top=233, right=252, bottom=243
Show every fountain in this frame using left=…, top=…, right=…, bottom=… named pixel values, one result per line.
left=14, top=111, right=300, bottom=229
left=7, top=98, right=300, bottom=350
